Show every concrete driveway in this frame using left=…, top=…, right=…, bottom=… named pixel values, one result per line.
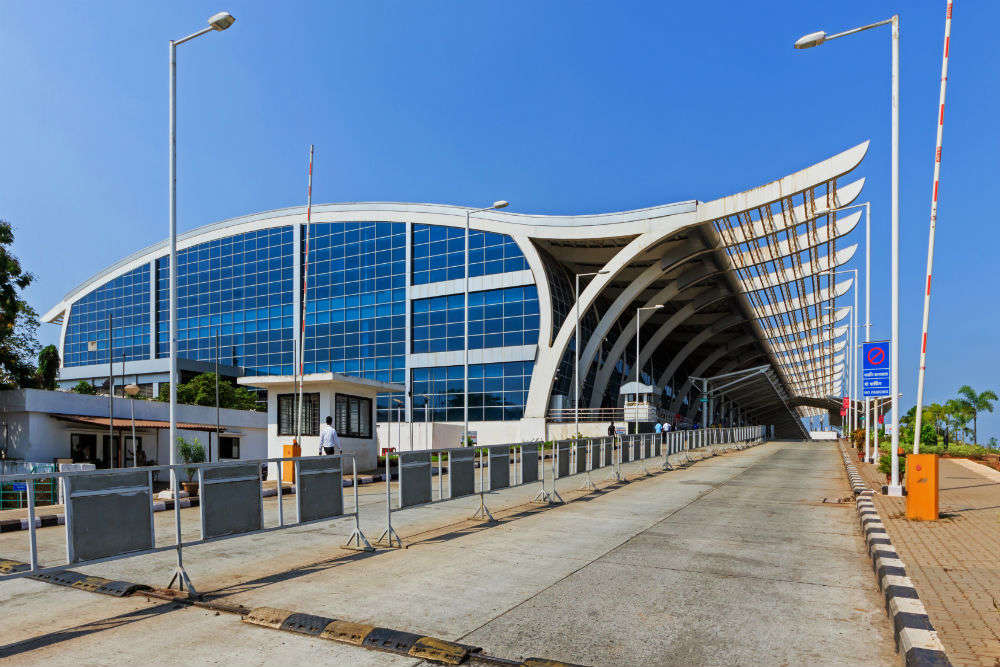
left=0, top=441, right=897, bottom=666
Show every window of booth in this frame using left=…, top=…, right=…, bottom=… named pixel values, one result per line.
left=335, top=394, right=372, bottom=438
left=219, top=436, right=240, bottom=459
left=277, top=393, right=320, bottom=436
left=71, top=433, right=97, bottom=463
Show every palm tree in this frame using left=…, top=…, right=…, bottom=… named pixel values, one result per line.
left=943, top=398, right=969, bottom=445
left=956, top=386, right=998, bottom=445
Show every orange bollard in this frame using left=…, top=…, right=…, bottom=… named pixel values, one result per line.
left=905, top=454, right=939, bottom=521
left=282, top=442, right=301, bottom=483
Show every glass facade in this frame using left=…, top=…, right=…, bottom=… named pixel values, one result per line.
left=302, top=221, right=406, bottom=384
left=156, top=226, right=295, bottom=375
left=63, top=220, right=540, bottom=422
left=410, top=361, right=532, bottom=422
left=410, top=285, right=539, bottom=354
left=411, top=224, right=529, bottom=285
left=64, top=264, right=150, bottom=367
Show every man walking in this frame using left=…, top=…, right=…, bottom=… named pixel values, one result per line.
left=319, top=416, right=340, bottom=455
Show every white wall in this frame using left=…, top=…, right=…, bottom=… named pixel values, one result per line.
left=375, top=419, right=617, bottom=451
left=262, top=382, right=380, bottom=475
left=0, top=389, right=266, bottom=467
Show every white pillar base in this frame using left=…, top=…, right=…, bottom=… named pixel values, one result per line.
left=884, top=484, right=904, bottom=497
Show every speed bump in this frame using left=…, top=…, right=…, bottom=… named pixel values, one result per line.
left=242, top=606, right=299, bottom=629
left=242, top=606, right=475, bottom=665
left=321, top=619, right=375, bottom=645
left=0, top=558, right=29, bottom=574
left=409, top=636, right=471, bottom=664
left=280, top=612, right=335, bottom=637
left=361, top=626, right=423, bottom=655
left=29, top=570, right=150, bottom=597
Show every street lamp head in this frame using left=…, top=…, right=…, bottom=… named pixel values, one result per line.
left=124, top=384, right=141, bottom=397
left=794, top=31, right=827, bottom=49
left=208, top=11, right=236, bottom=31
left=491, top=200, right=509, bottom=210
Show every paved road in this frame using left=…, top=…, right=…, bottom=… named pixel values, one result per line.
left=0, top=441, right=897, bottom=666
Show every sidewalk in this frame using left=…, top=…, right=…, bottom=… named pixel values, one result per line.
left=857, top=457, right=1000, bottom=667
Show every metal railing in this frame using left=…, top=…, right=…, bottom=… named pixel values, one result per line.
left=0, top=426, right=769, bottom=591
left=545, top=407, right=624, bottom=422
left=0, top=453, right=369, bottom=595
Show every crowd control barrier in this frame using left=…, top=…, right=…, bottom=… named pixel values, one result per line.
left=0, top=426, right=769, bottom=586
left=0, top=453, right=371, bottom=594
left=371, top=425, right=768, bottom=547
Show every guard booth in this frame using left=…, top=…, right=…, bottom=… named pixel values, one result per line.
left=619, top=381, right=660, bottom=434
left=238, top=372, right=404, bottom=476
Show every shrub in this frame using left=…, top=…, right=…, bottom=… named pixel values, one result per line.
left=177, top=436, right=206, bottom=482
left=878, top=453, right=905, bottom=478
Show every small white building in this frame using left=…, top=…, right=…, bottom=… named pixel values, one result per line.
left=0, top=388, right=267, bottom=472
left=238, top=372, right=404, bottom=474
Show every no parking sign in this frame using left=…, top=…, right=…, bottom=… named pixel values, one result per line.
left=862, top=341, right=890, bottom=398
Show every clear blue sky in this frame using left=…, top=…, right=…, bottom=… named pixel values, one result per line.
left=1, top=1, right=997, bottom=440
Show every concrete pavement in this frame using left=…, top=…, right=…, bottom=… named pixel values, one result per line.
left=0, top=441, right=898, bottom=666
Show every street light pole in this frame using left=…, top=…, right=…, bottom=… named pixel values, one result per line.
left=795, top=14, right=901, bottom=495
left=168, top=11, right=235, bottom=489
left=574, top=270, right=608, bottom=437
left=463, top=201, right=508, bottom=449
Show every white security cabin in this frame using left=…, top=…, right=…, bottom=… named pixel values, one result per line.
left=238, top=373, right=404, bottom=474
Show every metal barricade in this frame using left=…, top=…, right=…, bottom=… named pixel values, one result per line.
left=199, top=463, right=262, bottom=540
left=449, top=447, right=476, bottom=497
left=575, top=441, right=588, bottom=475
left=521, top=443, right=539, bottom=484
left=64, top=469, right=153, bottom=564
left=398, top=451, right=433, bottom=508
left=556, top=441, right=571, bottom=478
left=295, top=456, right=344, bottom=523
left=0, top=454, right=371, bottom=592
left=488, top=445, right=511, bottom=491
left=591, top=437, right=605, bottom=469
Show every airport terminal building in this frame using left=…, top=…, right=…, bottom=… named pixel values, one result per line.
left=43, top=143, right=868, bottom=443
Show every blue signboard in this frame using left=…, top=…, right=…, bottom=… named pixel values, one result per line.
left=862, top=341, right=890, bottom=397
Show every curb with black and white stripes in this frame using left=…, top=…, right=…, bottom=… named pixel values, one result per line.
left=838, top=445, right=952, bottom=667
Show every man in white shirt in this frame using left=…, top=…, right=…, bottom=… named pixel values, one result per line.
left=319, top=416, right=341, bottom=455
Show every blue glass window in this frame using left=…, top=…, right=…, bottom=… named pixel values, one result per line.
left=410, top=361, right=532, bottom=422
left=468, top=361, right=533, bottom=421
left=468, top=285, right=539, bottom=349
left=411, top=286, right=538, bottom=353
left=411, top=224, right=529, bottom=285
left=411, top=294, right=464, bottom=353
left=411, top=365, right=465, bottom=422
left=64, top=265, right=150, bottom=367
left=303, top=221, right=406, bottom=386
left=156, top=226, right=294, bottom=375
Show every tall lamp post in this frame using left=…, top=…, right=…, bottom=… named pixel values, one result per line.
left=634, top=305, right=663, bottom=434
left=795, top=13, right=901, bottom=494
left=463, top=200, right=508, bottom=448
left=574, top=270, right=609, bottom=436
left=168, top=11, right=235, bottom=490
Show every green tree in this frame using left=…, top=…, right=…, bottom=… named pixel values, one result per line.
left=156, top=373, right=260, bottom=411
left=36, top=345, right=60, bottom=390
left=0, top=221, right=38, bottom=387
left=956, top=385, right=998, bottom=445
left=71, top=380, right=97, bottom=395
